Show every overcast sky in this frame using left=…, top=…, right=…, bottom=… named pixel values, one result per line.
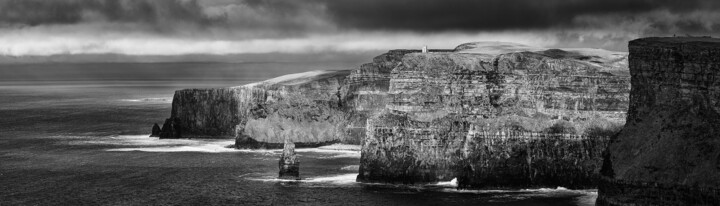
left=1, top=0, right=719, bottom=56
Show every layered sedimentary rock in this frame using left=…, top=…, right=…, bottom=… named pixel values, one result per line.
left=236, top=70, right=351, bottom=148
left=159, top=70, right=350, bottom=147
left=598, top=37, right=720, bottom=205
left=358, top=43, right=630, bottom=188
left=279, top=141, right=300, bottom=180
left=157, top=42, right=632, bottom=189
left=339, top=49, right=453, bottom=141
left=166, top=88, right=243, bottom=138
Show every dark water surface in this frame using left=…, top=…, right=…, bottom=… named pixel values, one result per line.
left=0, top=63, right=596, bottom=205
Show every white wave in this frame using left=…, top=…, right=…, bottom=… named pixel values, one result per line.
left=315, top=153, right=362, bottom=159
left=317, top=144, right=361, bottom=151
left=304, top=174, right=358, bottom=184
left=340, top=165, right=360, bottom=171
left=108, top=144, right=237, bottom=153
left=71, top=135, right=199, bottom=146
left=90, top=135, right=359, bottom=154
left=442, top=187, right=597, bottom=196
left=119, top=98, right=171, bottom=102
left=246, top=173, right=358, bottom=185
left=295, top=147, right=362, bottom=159
left=94, top=135, right=243, bottom=153
left=575, top=191, right=598, bottom=206
left=296, top=148, right=360, bottom=154
left=433, top=178, right=458, bottom=187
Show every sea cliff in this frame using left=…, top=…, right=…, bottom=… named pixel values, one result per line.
left=157, top=70, right=352, bottom=148
left=597, top=37, right=720, bottom=205
left=357, top=43, right=630, bottom=188
left=155, top=42, right=631, bottom=188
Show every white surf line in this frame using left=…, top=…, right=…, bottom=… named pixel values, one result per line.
left=103, top=135, right=362, bottom=154
left=433, top=178, right=458, bottom=187
left=441, top=187, right=597, bottom=194
left=118, top=97, right=172, bottom=102
left=245, top=173, right=359, bottom=185
left=340, top=165, right=360, bottom=171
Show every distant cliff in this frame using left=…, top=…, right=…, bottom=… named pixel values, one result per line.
left=157, top=70, right=352, bottom=148
left=598, top=37, right=720, bottom=205
left=357, top=43, right=630, bottom=188
left=155, top=42, right=631, bottom=188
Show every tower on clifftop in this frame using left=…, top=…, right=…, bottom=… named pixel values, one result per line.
left=422, top=45, right=428, bottom=53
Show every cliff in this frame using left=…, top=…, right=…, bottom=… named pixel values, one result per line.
left=339, top=49, right=453, bottom=140
left=163, top=88, right=243, bottom=138
left=598, top=37, right=720, bottom=205
left=155, top=42, right=631, bottom=189
left=157, top=70, right=352, bottom=148
left=358, top=43, right=630, bottom=188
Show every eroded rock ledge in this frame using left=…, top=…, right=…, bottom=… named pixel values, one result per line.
left=597, top=37, right=720, bottom=205
left=358, top=44, right=630, bottom=188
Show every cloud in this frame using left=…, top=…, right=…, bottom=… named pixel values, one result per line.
left=319, top=0, right=720, bottom=31
left=1, top=0, right=720, bottom=56
left=548, top=9, right=720, bottom=51
left=0, top=29, right=559, bottom=56
left=0, top=0, right=213, bottom=28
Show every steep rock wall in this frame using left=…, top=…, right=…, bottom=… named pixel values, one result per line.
left=161, top=86, right=267, bottom=139
left=165, top=88, right=242, bottom=138
left=339, top=50, right=452, bottom=140
left=358, top=47, right=630, bottom=188
left=598, top=37, right=720, bottom=205
left=159, top=70, right=350, bottom=145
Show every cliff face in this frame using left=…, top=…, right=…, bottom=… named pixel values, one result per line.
left=598, top=37, right=720, bottom=205
left=339, top=49, right=453, bottom=140
left=156, top=42, right=631, bottom=189
left=166, top=88, right=242, bottom=138
left=358, top=44, right=630, bottom=188
left=158, top=70, right=351, bottom=145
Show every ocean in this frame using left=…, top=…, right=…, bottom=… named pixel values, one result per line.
left=0, top=63, right=597, bottom=205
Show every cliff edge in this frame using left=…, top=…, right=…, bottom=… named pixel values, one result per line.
left=598, top=37, right=720, bottom=205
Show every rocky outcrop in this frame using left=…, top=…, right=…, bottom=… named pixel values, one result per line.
left=597, top=37, right=720, bottom=205
left=159, top=118, right=181, bottom=139
left=358, top=43, right=630, bottom=188
left=279, top=141, right=300, bottom=180
left=150, top=123, right=161, bottom=137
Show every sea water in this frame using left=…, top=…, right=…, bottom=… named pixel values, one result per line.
left=0, top=63, right=597, bottom=205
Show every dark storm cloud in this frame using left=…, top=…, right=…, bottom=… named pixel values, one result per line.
left=320, top=0, right=720, bottom=31
left=2, top=0, right=720, bottom=55
left=0, top=0, right=333, bottom=37
left=0, top=0, right=213, bottom=27
left=3, top=0, right=719, bottom=34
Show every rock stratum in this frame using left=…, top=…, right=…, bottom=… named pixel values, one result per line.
left=358, top=43, right=630, bottom=188
left=597, top=37, right=720, bottom=205
left=155, top=42, right=631, bottom=188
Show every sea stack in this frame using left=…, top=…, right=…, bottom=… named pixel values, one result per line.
left=159, top=118, right=180, bottom=139
left=598, top=37, right=720, bottom=205
left=150, top=123, right=162, bottom=137
left=279, top=140, right=300, bottom=180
